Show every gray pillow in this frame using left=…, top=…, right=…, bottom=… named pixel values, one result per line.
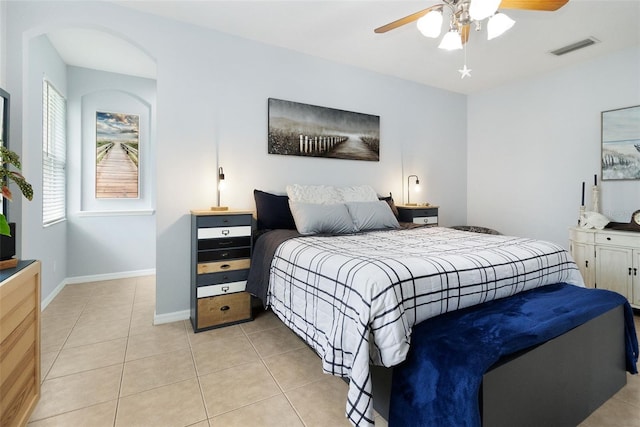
left=346, top=201, right=400, bottom=231
left=289, top=201, right=357, bottom=235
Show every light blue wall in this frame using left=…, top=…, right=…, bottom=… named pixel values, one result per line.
left=467, top=47, right=640, bottom=246
left=6, top=1, right=468, bottom=318
left=66, top=66, right=156, bottom=278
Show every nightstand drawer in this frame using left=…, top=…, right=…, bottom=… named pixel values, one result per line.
left=197, top=259, right=251, bottom=274
left=409, top=208, right=438, bottom=217
left=198, top=236, right=251, bottom=251
left=413, top=216, right=438, bottom=225
left=197, top=281, right=247, bottom=297
left=197, top=269, right=249, bottom=286
left=197, top=292, right=251, bottom=328
left=197, top=247, right=251, bottom=262
left=197, top=215, right=252, bottom=228
left=198, top=226, right=251, bottom=239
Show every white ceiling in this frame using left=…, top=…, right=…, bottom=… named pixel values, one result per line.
left=48, top=0, right=640, bottom=94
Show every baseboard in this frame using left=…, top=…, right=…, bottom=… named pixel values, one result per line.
left=154, top=309, right=190, bottom=325
left=65, top=268, right=156, bottom=285
left=41, top=268, right=156, bottom=311
left=41, top=278, right=68, bottom=311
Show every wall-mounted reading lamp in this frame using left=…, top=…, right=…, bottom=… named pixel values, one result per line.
left=407, top=174, right=420, bottom=206
left=211, top=166, right=229, bottom=211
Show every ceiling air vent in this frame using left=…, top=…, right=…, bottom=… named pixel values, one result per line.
left=550, top=37, right=600, bottom=56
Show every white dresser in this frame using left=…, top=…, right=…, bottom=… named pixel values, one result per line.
left=569, top=227, right=640, bottom=308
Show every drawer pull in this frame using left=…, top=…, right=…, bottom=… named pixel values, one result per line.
left=222, top=286, right=229, bottom=292
left=219, top=240, right=233, bottom=246
left=220, top=305, right=230, bottom=311
left=220, top=264, right=231, bottom=270
left=607, top=237, right=611, bottom=241
left=635, top=268, right=638, bottom=276
left=222, top=229, right=230, bottom=236
left=629, top=268, right=633, bottom=276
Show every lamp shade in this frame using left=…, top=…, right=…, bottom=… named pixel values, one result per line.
left=487, top=13, right=515, bottom=40
left=438, top=30, right=463, bottom=50
left=417, top=10, right=443, bottom=38
left=469, top=0, right=501, bottom=21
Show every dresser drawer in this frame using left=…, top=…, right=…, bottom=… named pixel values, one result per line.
left=595, top=232, right=640, bottom=247
left=413, top=216, right=438, bottom=225
left=198, top=259, right=251, bottom=274
left=197, top=269, right=249, bottom=286
left=198, top=236, right=251, bottom=251
left=569, top=228, right=595, bottom=244
left=197, top=248, right=251, bottom=263
left=197, top=280, right=247, bottom=297
left=197, top=215, right=251, bottom=228
left=198, top=226, right=251, bottom=239
left=197, top=292, right=252, bottom=328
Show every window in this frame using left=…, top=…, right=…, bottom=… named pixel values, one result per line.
left=42, top=80, right=66, bottom=225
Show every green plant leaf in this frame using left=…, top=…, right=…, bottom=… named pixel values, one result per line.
left=0, top=214, right=10, bottom=237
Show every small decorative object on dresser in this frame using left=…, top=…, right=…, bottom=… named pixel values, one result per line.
left=397, top=204, right=439, bottom=226
left=190, top=209, right=253, bottom=332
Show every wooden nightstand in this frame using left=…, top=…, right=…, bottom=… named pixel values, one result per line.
left=190, top=209, right=254, bottom=332
left=397, top=205, right=439, bottom=226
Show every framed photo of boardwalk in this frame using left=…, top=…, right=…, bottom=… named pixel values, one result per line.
left=601, top=105, right=640, bottom=181
left=95, top=111, right=140, bottom=198
left=268, top=98, right=380, bottom=161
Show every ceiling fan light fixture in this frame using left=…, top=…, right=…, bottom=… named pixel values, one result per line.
left=469, top=0, right=501, bottom=21
left=487, top=12, right=515, bottom=40
left=417, top=10, right=443, bottom=38
left=438, top=29, right=463, bottom=50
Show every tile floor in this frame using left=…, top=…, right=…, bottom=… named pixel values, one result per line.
left=30, top=276, right=640, bottom=426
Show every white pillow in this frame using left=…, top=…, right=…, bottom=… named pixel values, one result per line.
left=346, top=201, right=400, bottom=231
left=337, top=185, right=379, bottom=202
left=286, top=184, right=342, bottom=204
left=289, top=201, right=357, bottom=235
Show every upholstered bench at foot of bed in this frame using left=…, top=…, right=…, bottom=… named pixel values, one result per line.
left=371, top=284, right=637, bottom=427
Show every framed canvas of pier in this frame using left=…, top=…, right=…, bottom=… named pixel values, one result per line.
left=268, top=98, right=380, bottom=161
left=601, top=105, right=640, bottom=181
left=95, top=111, right=140, bottom=198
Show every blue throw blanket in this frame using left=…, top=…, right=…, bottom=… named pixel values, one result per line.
left=389, top=283, right=639, bottom=427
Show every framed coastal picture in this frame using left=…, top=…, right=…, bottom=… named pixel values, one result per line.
left=601, top=105, right=640, bottom=181
left=95, top=111, right=140, bottom=198
left=268, top=98, right=380, bottom=161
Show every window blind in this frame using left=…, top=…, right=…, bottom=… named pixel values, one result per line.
left=42, top=80, right=66, bottom=226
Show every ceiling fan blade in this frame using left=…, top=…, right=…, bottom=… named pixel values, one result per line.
left=498, top=0, right=569, bottom=11
left=374, top=5, right=441, bottom=34
left=460, top=23, right=470, bottom=44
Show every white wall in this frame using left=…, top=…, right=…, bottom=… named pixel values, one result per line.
left=6, top=1, right=468, bottom=318
left=66, top=66, right=156, bottom=278
left=467, top=47, right=640, bottom=247
left=0, top=0, right=6, bottom=87
left=20, top=34, right=68, bottom=300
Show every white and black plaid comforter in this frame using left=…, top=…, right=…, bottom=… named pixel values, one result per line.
left=265, top=227, right=584, bottom=426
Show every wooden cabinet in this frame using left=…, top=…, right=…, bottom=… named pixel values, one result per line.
left=397, top=205, right=439, bottom=226
left=190, top=210, right=253, bottom=332
left=0, top=260, right=41, bottom=427
left=569, top=227, right=640, bottom=307
left=568, top=227, right=596, bottom=288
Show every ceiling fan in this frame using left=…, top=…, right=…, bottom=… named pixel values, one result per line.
left=374, top=0, right=569, bottom=50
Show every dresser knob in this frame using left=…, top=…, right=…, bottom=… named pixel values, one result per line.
left=220, top=305, right=230, bottom=311
left=220, top=264, right=230, bottom=270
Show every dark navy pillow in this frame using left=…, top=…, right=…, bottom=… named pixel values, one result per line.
left=254, top=189, right=297, bottom=230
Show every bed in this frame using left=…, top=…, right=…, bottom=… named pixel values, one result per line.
left=246, top=186, right=637, bottom=427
